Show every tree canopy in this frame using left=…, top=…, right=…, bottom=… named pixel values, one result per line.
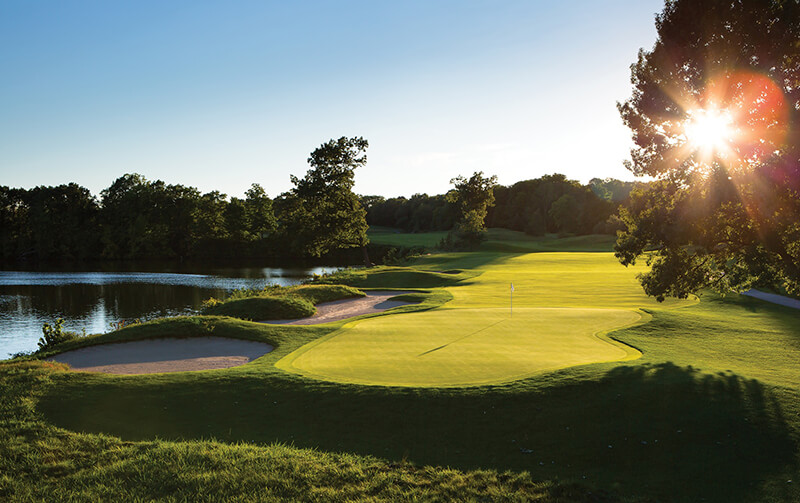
left=616, top=0, right=800, bottom=300
left=278, top=137, right=371, bottom=265
left=446, top=171, right=498, bottom=246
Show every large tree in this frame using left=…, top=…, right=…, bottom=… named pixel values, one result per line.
left=279, top=136, right=371, bottom=265
left=616, top=0, right=800, bottom=300
left=446, top=171, right=498, bottom=246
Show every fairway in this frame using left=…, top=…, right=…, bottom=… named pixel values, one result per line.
left=277, top=253, right=695, bottom=386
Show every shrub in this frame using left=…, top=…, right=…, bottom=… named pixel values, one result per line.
left=382, top=246, right=426, bottom=266
left=38, top=318, right=77, bottom=351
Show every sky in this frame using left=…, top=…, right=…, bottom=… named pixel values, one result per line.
left=0, top=0, right=664, bottom=199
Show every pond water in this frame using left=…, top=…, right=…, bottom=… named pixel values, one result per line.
left=0, top=265, right=340, bottom=359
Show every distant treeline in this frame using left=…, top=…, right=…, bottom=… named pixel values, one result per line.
left=1, top=174, right=281, bottom=262
left=0, top=173, right=640, bottom=262
left=364, top=175, right=641, bottom=235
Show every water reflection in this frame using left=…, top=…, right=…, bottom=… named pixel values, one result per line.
left=0, top=266, right=339, bottom=359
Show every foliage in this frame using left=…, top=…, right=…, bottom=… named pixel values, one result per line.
left=0, top=172, right=633, bottom=263
left=487, top=174, right=618, bottom=236
left=381, top=246, right=426, bottom=265
left=108, top=319, right=143, bottom=332
left=616, top=0, right=800, bottom=298
left=364, top=193, right=458, bottom=232
left=37, top=319, right=77, bottom=350
left=277, top=137, right=371, bottom=262
left=589, top=177, right=640, bottom=202
left=0, top=183, right=100, bottom=261
left=444, top=171, right=499, bottom=248
left=0, top=174, right=286, bottom=262
left=100, top=174, right=200, bottom=259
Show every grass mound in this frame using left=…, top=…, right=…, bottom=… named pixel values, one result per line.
left=202, top=284, right=365, bottom=322
left=5, top=247, right=800, bottom=502
left=202, top=296, right=315, bottom=321
left=289, top=284, right=365, bottom=304
left=316, top=266, right=478, bottom=288
left=1, top=360, right=604, bottom=503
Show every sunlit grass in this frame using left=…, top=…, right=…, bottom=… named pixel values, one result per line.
left=2, top=239, right=799, bottom=502
left=279, top=252, right=691, bottom=386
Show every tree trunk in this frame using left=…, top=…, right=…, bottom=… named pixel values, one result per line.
left=362, top=245, right=372, bottom=268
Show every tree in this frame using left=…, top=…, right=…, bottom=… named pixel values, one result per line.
left=100, top=174, right=199, bottom=259
left=616, top=0, right=800, bottom=300
left=446, top=171, right=498, bottom=246
left=243, top=184, right=276, bottom=239
left=279, top=136, right=371, bottom=265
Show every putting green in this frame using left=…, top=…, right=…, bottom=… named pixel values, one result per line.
left=276, top=253, right=695, bottom=386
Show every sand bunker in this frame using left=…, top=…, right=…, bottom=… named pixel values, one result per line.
left=46, top=292, right=413, bottom=374
left=262, top=290, right=416, bottom=325
left=48, top=336, right=273, bottom=375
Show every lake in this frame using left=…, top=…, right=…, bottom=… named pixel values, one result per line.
left=0, top=265, right=340, bottom=359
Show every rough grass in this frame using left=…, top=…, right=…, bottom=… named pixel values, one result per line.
left=3, top=247, right=800, bottom=502
left=202, top=284, right=365, bottom=322
left=0, top=361, right=605, bottom=503
left=203, top=295, right=316, bottom=321
left=316, top=266, right=479, bottom=288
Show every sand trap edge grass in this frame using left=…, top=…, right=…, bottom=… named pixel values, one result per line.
left=47, top=336, right=274, bottom=375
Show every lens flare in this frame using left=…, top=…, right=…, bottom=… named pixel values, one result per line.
left=684, top=108, right=735, bottom=154
left=682, top=72, right=789, bottom=172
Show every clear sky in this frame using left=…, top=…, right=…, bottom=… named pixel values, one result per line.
left=0, top=0, right=663, bottom=199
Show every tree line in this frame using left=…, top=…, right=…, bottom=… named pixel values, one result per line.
left=363, top=175, right=639, bottom=236
left=0, top=169, right=638, bottom=263
left=0, top=175, right=277, bottom=262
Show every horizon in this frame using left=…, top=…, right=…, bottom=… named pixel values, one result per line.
left=1, top=0, right=663, bottom=199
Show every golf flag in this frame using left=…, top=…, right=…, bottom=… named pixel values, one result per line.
left=510, top=283, right=514, bottom=317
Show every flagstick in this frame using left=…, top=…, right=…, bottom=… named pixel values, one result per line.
left=510, top=283, right=513, bottom=318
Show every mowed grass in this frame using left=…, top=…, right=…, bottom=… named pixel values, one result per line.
left=24, top=287, right=800, bottom=502
left=367, top=226, right=617, bottom=252
left=277, top=252, right=692, bottom=386
left=3, top=234, right=800, bottom=502
left=367, top=225, right=449, bottom=248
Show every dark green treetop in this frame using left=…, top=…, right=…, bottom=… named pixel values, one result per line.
left=280, top=137, right=371, bottom=262
left=616, top=0, right=800, bottom=300
left=446, top=171, right=498, bottom=246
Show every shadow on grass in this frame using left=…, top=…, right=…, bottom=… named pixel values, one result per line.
left=40, top=362, right=797, bottom=502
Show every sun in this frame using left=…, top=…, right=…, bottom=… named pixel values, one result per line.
left=684, top=108, right=735, bottom=154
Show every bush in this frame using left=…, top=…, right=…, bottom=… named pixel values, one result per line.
left=382, top=246, right=426, bottom=266
left=38, top=318, right=77, bottom=351
left=437, top=230, right=485, bottom=251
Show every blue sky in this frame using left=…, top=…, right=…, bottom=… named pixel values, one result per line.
left=1, top=0, right=663, bottom=198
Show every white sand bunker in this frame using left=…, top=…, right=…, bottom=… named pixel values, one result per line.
left=263, top=290, right=416, bottom=325
left=48, top=336, right=273, bottom=375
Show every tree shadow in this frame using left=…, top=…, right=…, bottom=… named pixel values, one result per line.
left=40, top=362, right=798, bottom=502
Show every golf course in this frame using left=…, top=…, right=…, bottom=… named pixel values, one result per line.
left=277, top=251, right=691, bottom=387
left=2, top=229, right=799, bottom=502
